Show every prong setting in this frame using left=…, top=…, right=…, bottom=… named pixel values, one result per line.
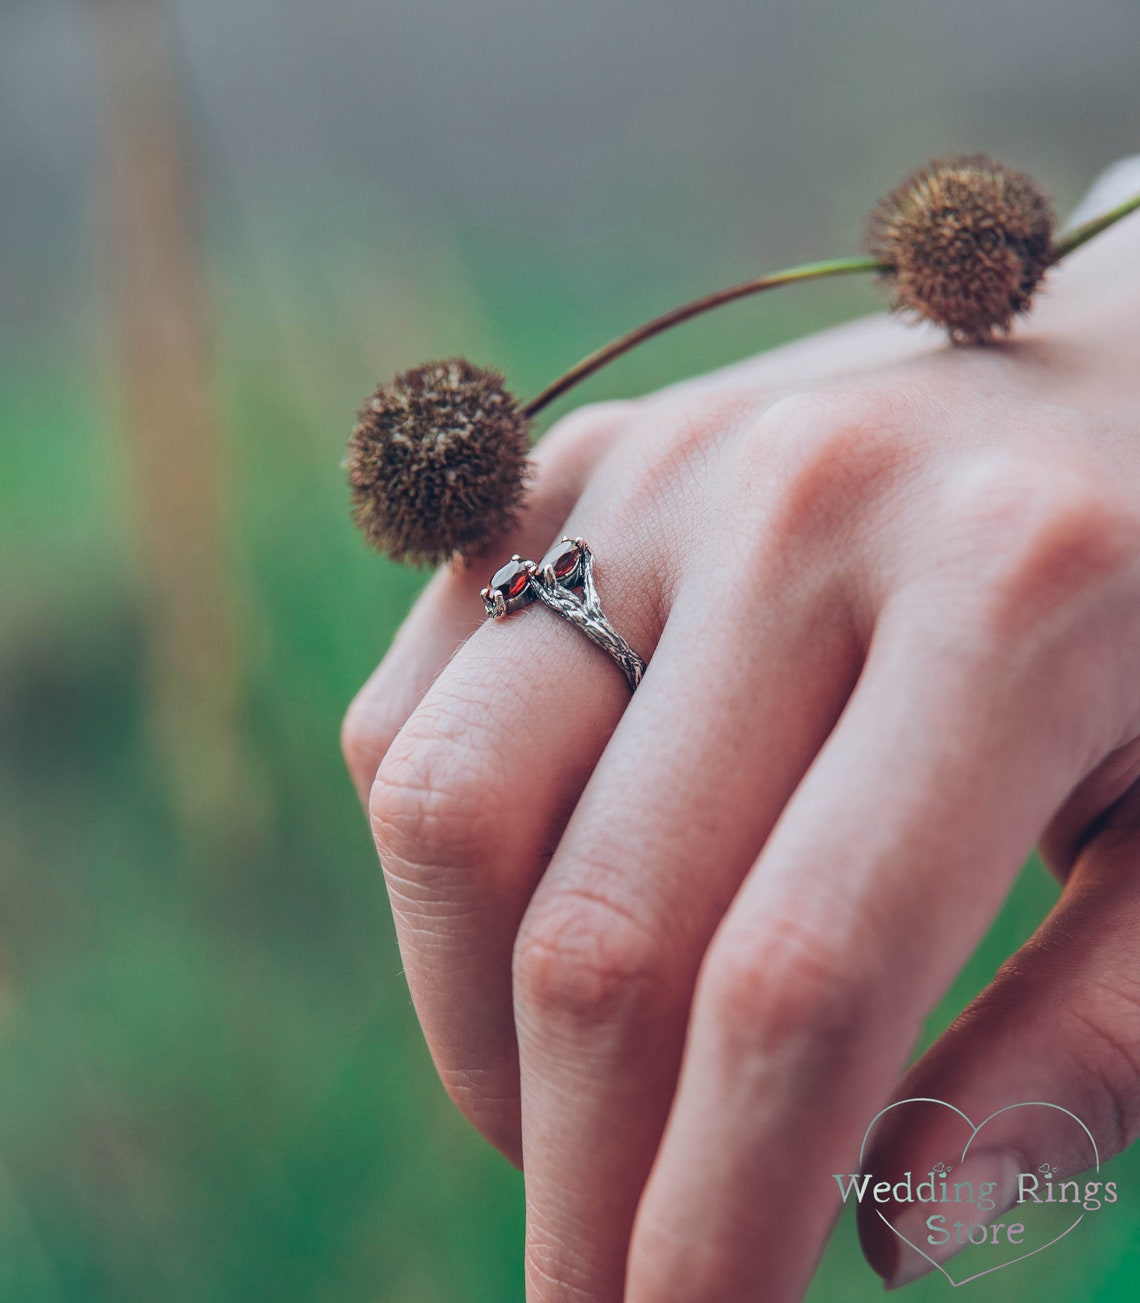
left=480, top=536, right=644, bottom=690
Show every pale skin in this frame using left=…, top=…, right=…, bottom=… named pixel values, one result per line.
left=342, top=201, right=1140, bottom=1299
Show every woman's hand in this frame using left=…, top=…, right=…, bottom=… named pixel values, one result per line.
left=342, top=209, right=1140, bottom=1300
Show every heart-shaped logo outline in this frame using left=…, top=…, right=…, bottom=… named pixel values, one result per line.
left=858, top=1097, right=1100, bottom=1287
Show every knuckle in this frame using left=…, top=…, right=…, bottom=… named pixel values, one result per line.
left=367, top=703, right=496, bottom=885
left=941, top=454, right=1140, bottom=635
left=701, top=916, right=882, bottom=1066
left=539, top=399, right=637, bottom=462
left=574, top=393, right=753, bottom=583
left=613, top=394, right=743, bottom=509
left=514, top=893, right=673, bottom=1032
left=738, top=388, right=913, bottom=548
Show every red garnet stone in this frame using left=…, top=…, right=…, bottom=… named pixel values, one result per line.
left=540, top=540, right=581, bottom=582
left=489, top=558, right=530, bottom=601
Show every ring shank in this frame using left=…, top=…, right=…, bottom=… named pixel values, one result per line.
left=481, top=538, right=645, bottom=692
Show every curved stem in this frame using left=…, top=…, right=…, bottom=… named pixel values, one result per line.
left=521, top=255, right=888, bottom=418
left=1052, top=191, right=1140, bottom=263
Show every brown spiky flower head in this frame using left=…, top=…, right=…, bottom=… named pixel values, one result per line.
left=865, top=154, right=1056, bottom=343
left=347, top=358, right=532, bottom=566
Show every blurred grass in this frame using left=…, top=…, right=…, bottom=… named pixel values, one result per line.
left=3, top=229, right=1140, bottom=1302
left=0, top=335, right=522, bottom=1302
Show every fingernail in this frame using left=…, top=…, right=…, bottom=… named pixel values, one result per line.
left=885, top=1149, right=1022, bottom=1291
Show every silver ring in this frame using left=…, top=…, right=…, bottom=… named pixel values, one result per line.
left=480, top=537, right=646, bottom=691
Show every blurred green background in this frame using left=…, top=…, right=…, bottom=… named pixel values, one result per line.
left=2, top=0, right=1139, bottom=1298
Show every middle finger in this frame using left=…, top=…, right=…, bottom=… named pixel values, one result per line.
left=513, top=547, right=863, bottom=1300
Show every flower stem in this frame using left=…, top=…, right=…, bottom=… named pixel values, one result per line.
left=521, top=255, right=888, bottom=418
left=1051, top=191, right=1140, bottom=262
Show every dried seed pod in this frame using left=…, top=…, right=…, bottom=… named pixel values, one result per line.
left=865, top=154, right=1056, bottom=343
left=347, top=359, right=532, bottom=566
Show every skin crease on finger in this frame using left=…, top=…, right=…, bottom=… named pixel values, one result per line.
left=342, top=213, right=1140, bottom=1303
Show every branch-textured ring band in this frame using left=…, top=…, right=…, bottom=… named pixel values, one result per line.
left=480, top=538, right=646, bottom=692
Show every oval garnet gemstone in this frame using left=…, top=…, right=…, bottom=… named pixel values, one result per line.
left=540, top=540, right=581, bottom=581
left=490, top=559, right=530, bottom=600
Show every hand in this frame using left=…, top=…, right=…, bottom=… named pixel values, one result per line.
left=342, top=209, right=1140, bottom=1299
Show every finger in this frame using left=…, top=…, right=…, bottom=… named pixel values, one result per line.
left=364, top=382, right=779, bottom=1161
left=365, top=498, right=667, bottom=1162
left=625, top=601, right=1096, bottom=1303
left=858, top=785, right=1140, bottom=1290
left=341, top=401, right=631, bottom=804
left=511, top=561, right=863, bottom=1300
